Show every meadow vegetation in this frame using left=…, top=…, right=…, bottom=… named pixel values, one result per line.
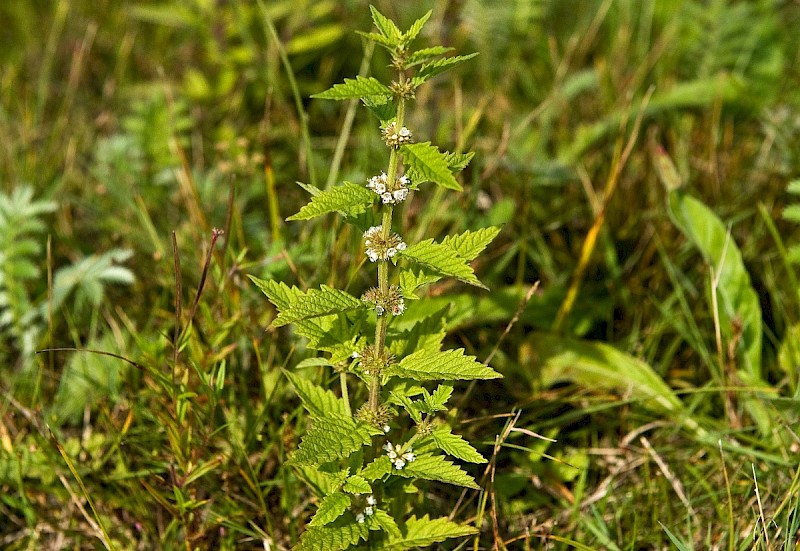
left=1, top=0, right=799, bottom=549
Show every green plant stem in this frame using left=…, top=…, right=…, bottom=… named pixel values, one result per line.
left=369, top=82, right=407, bottom=413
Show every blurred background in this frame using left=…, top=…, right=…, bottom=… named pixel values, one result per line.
left=1, top=0, right=799, bottom=548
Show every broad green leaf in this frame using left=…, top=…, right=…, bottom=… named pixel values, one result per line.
left=441, top=226, right=501, bottom=262
left=405, top=46, right=453, bottom=68
left=402, top=11, right=431, bottom=43
left=362, top=96, right=396, bottom=123
left=360, top=456, right=393, bottom=481
left=531, top=333, right=704, bottom=435
left=295, top=466, right=349, bottom=497
left=295, top=517, right=369, bottom=551
left=355, top=30, right=396, bottom=50
left=401, top=142, right=461, bottom=191
left=398, top=268, right=442, bottom=298
left=424, top=385, right=453, bottom=411
left=287, top=182, right=375, bottom=221
left=443, top=151, right=474, bottom=172
left=368, top=509, right=401, bottom=538
left=666, top=189, right=762, bottom=379
left=430, top=426, right=486, bottom=463
left=388, top=391, right=423, bottom=423
left=290, top=414, right=380, bottom=466
left=398, top=239, right=483, bottom=288
left=284, top=370, right=348, bottom=417
left=394, top=454, right=479, bottom=488
left=377, top=515, right=477, bottom=550
left=272, top=285, right=363, bottom=328
left=394, top=348, right=501, bottom=382
left=411, top=53, right=479, bottom=87
left=342, top=475, right=371, bottom=494
left=312, top=76, right=392, bottom=100
left=309, top=493, right=350, bottom=527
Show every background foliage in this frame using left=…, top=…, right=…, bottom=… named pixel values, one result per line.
left=1, top=0, right=799, bottom=548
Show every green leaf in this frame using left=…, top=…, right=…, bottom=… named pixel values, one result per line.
left=388, top=390, right=423, bottom=423
left=295, top=517, right=369, bottom=551
left=377, top=515, right=478, bottom=550
left=787, top=179, right=800, bottom=195
left=394, top=348, right=501, bottom=382
left=430, top=426, right=486, bottom=463
left=405, top=46, right=453, bottom=68
left=284, top=370, right=348, bottom=417
left=272, top=285, right=363, bottom=328
left=395, top=454, right=479, bottom=488
left=287, top=181, right=375, bottom=221
left=440, top=226, right=501, bottom=262
left=783, top=204, right=800, bottom=224
left=444, top=151, right=475, bottom=172
left=401, top=142, right=462, bottom=191
left=355, top=30, right=396, bottom=50
left=411, top=53, right=478, bottom=87
left=290, top=414, right=380, bottom=466
left=369, top=5, right=401, bottom=41
left=368, top=509, right=401, bottom=538
left=398, top=239, right=483, bottom=288
left=360, top=456, right=393, bottom=481
left=342, top=475, right=371, bottom=494
left=362, top=96, right=396, bottom=123
left=309, top=493, right=351, bottom=527
left=424, top=385, right=453, bottom=411
left=312, top=76, right=392, bottom=100
left=397, top=268, right=442, bottom=299
left=402, top=10, right=431, bottom=43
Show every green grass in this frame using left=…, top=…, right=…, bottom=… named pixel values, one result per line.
left=1, top=0, right=799, bottom=548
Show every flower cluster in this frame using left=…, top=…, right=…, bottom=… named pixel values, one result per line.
left=362, top=285, right=405, bottom=316
left=352, top=345, right=394, bottom=377
left=355, top=495, right=378, bottom=523
left=367, top=172, right=410, bottom=204
left=383, top=442, right=416, bottom=470
left=381, top=121, right=413, bottom=148
left=363, top=226, right=407, bottom=262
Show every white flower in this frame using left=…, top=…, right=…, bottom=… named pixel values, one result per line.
left=375, top=305, right=385, bottom=316
left=375, top=182, right=386, bottom=194
left=356, top=513, right=365, bottom=523
left=386, top=247, right=397, bottom=258
left=383, top=425, right=390, bottom=433
left=351, top=351, right=360, bottom=359
left=367, top=250, right=379, bottom=262
left=394, top=459, right=406, bottom=469
left=364, top=506, right=374, bottom=516
left=381, top=192, right=393, bottom=204
left=393, top=188, right=408, bottom=202
left=397, top=241, right=407, bottom=251
left=383, top=442, right=398, bottom=460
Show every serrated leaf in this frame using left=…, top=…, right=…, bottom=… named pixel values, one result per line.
left=309, top=493, right=351, bottom=527
left=355, top=30, right=396, bottom=50
left=444, top=151, right=475, bottom=172
left=394, top=348, right=501, bottom=382
left=401, top=142, right=461, bottom=191
left=295, top=517, right=369, bottom=551
left=368, top=509, right=401, bottom=537
left=398, top=268, right=442, bottom=298
left=388, top=390, right=423, bottom=423
left=398, top=239, right=483, bottom=288
left=377, top=515, right=478, bottom=550
left=369, top=5, right=401, bottom=41
left=272, top=285, right=363, bottom=328
left=287, top=182, right=375, bottom=221
left=402, top=10, right=431, bottom=43
left=394, top=454, right=479, bottom=488
left=405, top=46, right=453, bottom=68
left=290, top=414, right=380, bottom=466
left=295, top=466, right=349, bottom=497
left=360, top=456, right=393, bottom=481
left=411, top=53, right=478, bottom=87
left=431, top=426, right=486, bottom=463
left=441, top=226, right=501, bottom=262
left=425, top=384, right=453, bottom=411
left=248, top=276, right=299, bottom=310
left=343, top=475, right=371, bottom=494
left=312, top=76, right=392, bottom=100
left=284, top=370, right=348, bottom=417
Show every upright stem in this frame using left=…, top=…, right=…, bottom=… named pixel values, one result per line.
left=369, top=75, right=406, bottom=413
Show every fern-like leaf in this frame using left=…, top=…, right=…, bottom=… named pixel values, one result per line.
left=287, top=182, right=375, bottom=221
left=377, top=515, right=478, bottom=550
left=309, top=493, right=351, bottom=527
left=401, top=142, right=462, bottom=191
left=393, top=348, right=500, bottom=382
left=290, top=413, right=381, bottom=466
left=312, top=76, right=392, bottom=101
left=284, top=371, right=349, bottom=417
